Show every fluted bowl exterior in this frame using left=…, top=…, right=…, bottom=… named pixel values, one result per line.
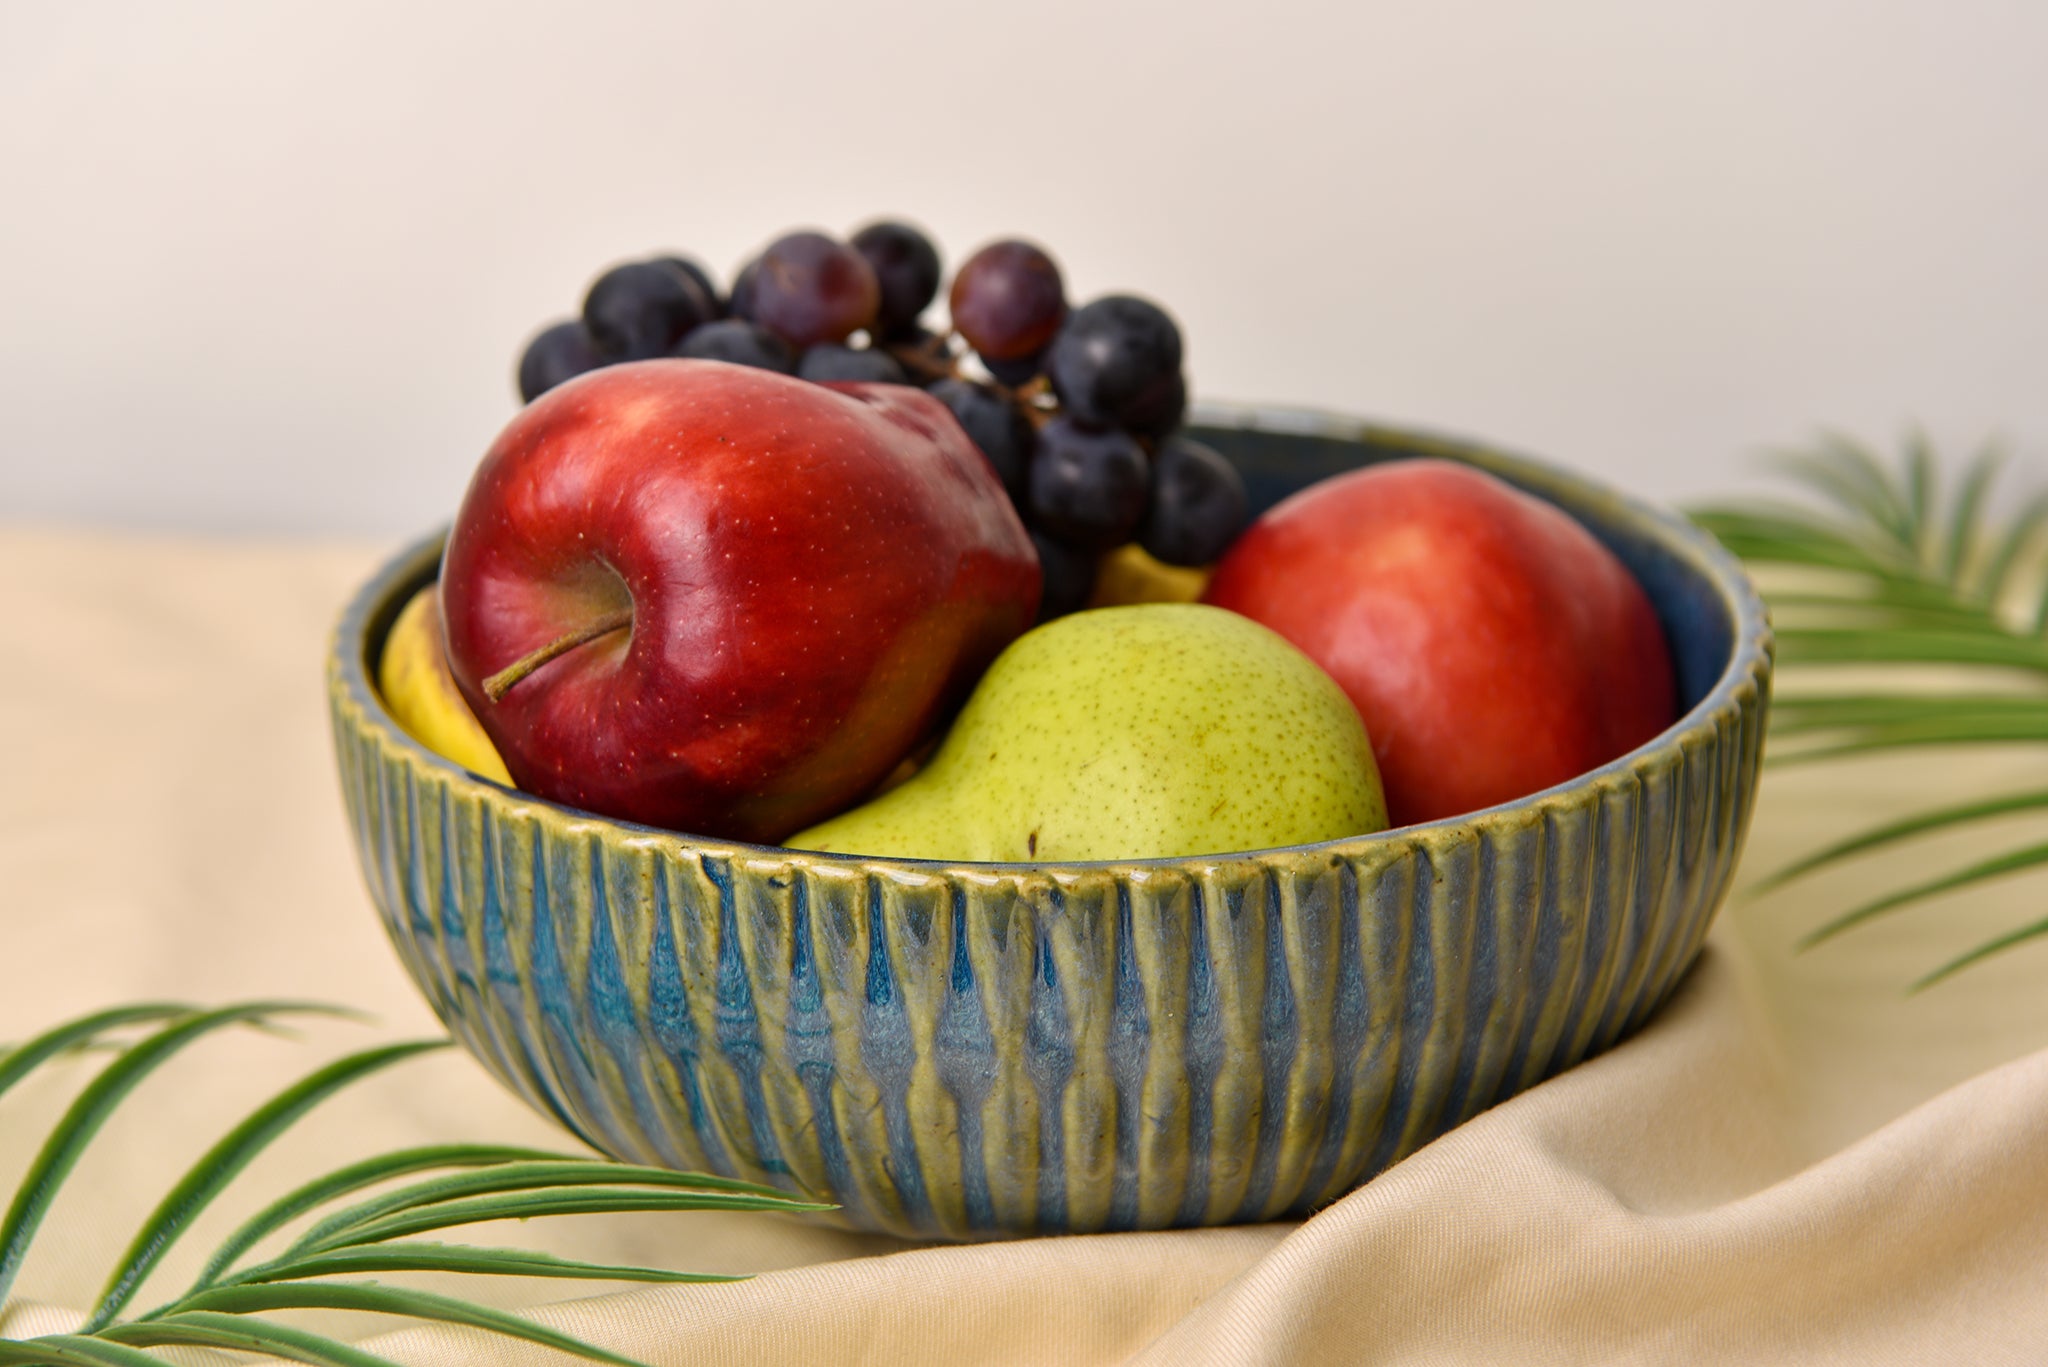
left=328, top=407, right=1772, bottom=1240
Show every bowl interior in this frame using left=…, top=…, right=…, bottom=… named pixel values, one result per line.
left=346, top=405, right=1763, bottom=867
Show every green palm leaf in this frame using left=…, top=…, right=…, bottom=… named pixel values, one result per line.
left=179, top=1282, right=645, bottom=1367
left=1800, top=840, right=2048, bottom=946
left=1940, top=441, right=2004, bottom=582
left=99, top=1311, right=407, bottom=1367
left=296, top=1184, right=831, bottom=1255
left=284, top=1158, right=796, bottom=1259
left=0, top=1005, right=194, bottom=1104
left=1917, top=912, right=2048, bottom=989
left=0, top=1002, right=345, bottom=1310
left=1980, top=487, right=2048, bottom=613
left=1750, top=788, right=2048, bottom=892
left=83, top=1039, right=451, bottom=1330
left=0, top=1001, right=824, bottom=1365
left=185, top=1141, right=580, bottom=1293
left=1699, top=433, right=2048, bottom=984
left=0, top=1336, right=174, bottom=1367
left=222, top=1240, right=737, bottom=1287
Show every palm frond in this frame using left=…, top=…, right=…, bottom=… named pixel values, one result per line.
left=177, top=1282, right=647, bottom=1367
left=185, top=1141, right=580, bottom=1294
left=1916, top=912, right=2048, bottom=990
left=0, top=1336, right=174, bottom=1367
left=295, top=1184, right=831, bottom=1256
left=1699, top=431, right=2048, bottom=984
left=0, top=1006, right=195, bottom=1104
left=1941, top=440, right=2004, bottom=583
left=1, top=1002, right=825, bottom=1367
left=1776, top=434, right=1915, bottom=546
left=1750, top=788, right=2048, bottom=893
left=1979, top=487, right=2048, bottom=615
left=83, top=1039, right=452, bottom=1330
left=0, top=1002, right=346, bottom=1310
left=222, top=1241, right=737, bottom=1288
left=283, top=1158, right=800, bottom=1260
left=98, top=1312, right=406, bottom=1367
left=1800, top=840, right=2048, bottom=947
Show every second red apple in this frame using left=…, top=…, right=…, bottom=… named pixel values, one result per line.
left=1203, top=458, right=1676, bottom=827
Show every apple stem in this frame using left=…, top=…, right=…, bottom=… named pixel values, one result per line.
left=481, top=609, right=633, bottom=702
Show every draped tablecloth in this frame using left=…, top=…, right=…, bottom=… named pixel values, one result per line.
left=5, top=526, right=2048, bottom=1364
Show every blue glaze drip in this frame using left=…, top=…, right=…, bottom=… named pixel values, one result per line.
left=1175, top=885, right=1222, bottom=1227
left=703, top=857, right=787, bottom=1176
left=582, top=846, right=679, bottom=1168
left=436, top=789, right=477, bottom=995
left=471, top=811, right=578, bottom=1134
left=1025, top=904, right=1075, bottom=1232
left=646, top=872, right=731, bottom=1176
left=1232, top=872, right=1298, bottom=1222
left=859, top=878, right=932, bottom=1227
left=401, top=770, right=435, bottom=940
left=786, top=878, right=856, bottom=1217
left=1494, top=813, right=1569, bottom=1107
left=1436, top=838, right=1499, bottom=1131
left=932, top=887, right=996, bottom=1231
left=527, top=838, right=607, bottom=1148
left=1105, top=885, right=1151, bottom=1230
left=1544, top=795, right=1619, bottom=1082
left=1293, top=864, right=1368, bottom=1213
left=1362, top=858, right=1436, bottom=1179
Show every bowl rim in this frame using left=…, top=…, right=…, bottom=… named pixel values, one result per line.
left=330, top=402, right=1773, bottom=874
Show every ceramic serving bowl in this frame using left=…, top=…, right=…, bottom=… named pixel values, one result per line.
left=328, top=405, right=1771, bottom=1241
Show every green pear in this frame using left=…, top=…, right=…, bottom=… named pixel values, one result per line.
left=787, top=603, right=1387, bottom=862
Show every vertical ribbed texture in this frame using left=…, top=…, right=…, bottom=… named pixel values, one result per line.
left=329, top=413, right=1773, bottom=1241
left=334, top=640, right=1765, bottom=1240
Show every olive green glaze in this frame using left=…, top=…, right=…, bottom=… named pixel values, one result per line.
left=788, top=603, right=1388, bottom=861
left=327, top=406, right=1772, bottom=1241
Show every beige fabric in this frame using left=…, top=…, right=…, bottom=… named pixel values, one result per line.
left=4, top=525, right=2047, bottom=1364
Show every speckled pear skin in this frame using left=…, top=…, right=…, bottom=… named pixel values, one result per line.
left=789, top=604, right=1387, bottom=861
left=329, top=406, right=1773, bottom=1241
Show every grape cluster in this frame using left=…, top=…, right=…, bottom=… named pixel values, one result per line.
left=514, top=221, right=1248, bottom=620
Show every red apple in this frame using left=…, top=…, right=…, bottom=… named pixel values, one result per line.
left=1202, top=458, right=1675, bottom=827
left=439, top=359, right=1040, bottom=843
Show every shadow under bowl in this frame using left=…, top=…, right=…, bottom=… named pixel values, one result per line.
left=327, top=405, right=1773, bottom=1241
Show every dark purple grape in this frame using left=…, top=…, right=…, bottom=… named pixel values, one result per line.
left=673, top=319, right=796, bottom=374
left=582, top=261, right=711, bottom=360
left=851, top=220, right=941, bottom=340
left=752, top=231, right=879, bottom=348
left=517, top=319, right=604, bottom=402
left=928, top=377, right=1032, bottom=498
left=797, top=343, right=909, bottom=385
left=652, top=255, right=722, bottom=318
left=981, top=351, right=1044, bottom=389
left=950, top=240, right=1066, bottom=361
left=1123, top=370, right=1187, bottom=438
left=1031, top=530, right=1099, bottom=623
left=1046, top=295, right=1185, bottom=433
left=728, top=258, right=761, bottom=321
left=1027, top=417, right=1149, bottom=549
left=1138, top=436, right=1249, bottom=566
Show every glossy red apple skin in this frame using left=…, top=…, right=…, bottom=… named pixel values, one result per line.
left=1202, top=458, right=1676, bottom=828
left=439, top=359, right=1041, bottom=844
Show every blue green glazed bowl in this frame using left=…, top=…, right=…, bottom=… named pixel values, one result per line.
left=328, top=406, right=1771, bottom=1241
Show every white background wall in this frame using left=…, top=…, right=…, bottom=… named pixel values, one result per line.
left=2, top=0, right=2043, bottom=537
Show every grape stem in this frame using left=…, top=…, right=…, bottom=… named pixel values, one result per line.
left=880, top=331, right=1058, bottom=428
left=481, top=610, right=634, bottom=701
left=883, top=333, right=962, bottom=383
